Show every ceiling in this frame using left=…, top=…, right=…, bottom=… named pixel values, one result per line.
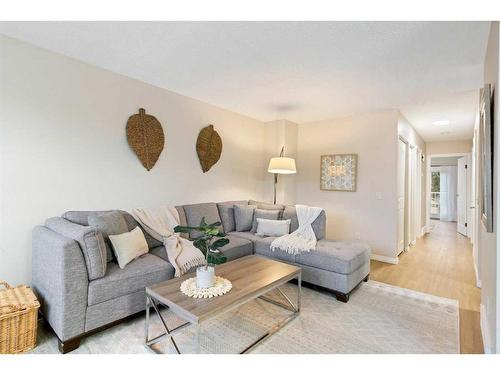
left=0, top=21, right=490, bottom=140
left=400, top=90, right=479, bottom=142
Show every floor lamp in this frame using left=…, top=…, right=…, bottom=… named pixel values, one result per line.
left=268, top=146, right=297, bottom=204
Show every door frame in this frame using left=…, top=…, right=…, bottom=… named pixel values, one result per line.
left=425, top=152, right=472, bottom=238
left=398, top=137, right=409, bottom=254
left=398, top=136, right=423, bottom=253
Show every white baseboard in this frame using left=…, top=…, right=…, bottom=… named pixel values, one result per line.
left=480, top=304, right=492, bottom=354
left=474, top=262, right=482, bottom=288
left=371, top=254, right=399, bottom=264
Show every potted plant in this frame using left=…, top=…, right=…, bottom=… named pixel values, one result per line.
left=174, top=217, right=229, bottom=288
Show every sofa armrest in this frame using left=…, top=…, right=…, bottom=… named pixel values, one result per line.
left=32, top=225, right=88, bottom=341
left=45, top=217, right=107, bottom=280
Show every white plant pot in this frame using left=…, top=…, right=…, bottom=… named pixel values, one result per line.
left=196, top=265, right=215, bottom=288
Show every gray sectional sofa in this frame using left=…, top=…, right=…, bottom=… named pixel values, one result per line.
left=32, top=199, right=371, bottom=353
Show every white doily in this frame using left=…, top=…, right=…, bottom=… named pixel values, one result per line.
left=180, top=276, right=232, bottom=299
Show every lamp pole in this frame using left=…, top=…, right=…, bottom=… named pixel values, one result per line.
left=272, top=146, right=285, bottom=204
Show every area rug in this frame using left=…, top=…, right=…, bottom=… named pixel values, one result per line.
left=32, top=281, right=459, bottom=354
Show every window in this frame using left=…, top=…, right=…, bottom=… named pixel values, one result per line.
left=430, top=170, right=440, bottom=218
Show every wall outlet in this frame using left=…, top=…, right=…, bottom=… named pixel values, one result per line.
left=375, top=192, right=383, bottom=200
left=354, top=232, right=361, bottom=240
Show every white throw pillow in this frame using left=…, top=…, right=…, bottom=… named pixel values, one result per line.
left=256, top=218, right=291, bottom=237
left=109, top=226, right=149, bottom=269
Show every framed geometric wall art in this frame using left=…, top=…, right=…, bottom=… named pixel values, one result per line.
left=320, top=154, right=358, bottom=192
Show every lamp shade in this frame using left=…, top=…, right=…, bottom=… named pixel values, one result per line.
left=268, top=157, right=296, bottom=174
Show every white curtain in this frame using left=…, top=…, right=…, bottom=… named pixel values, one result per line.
left=439, top=166, right=457, bottom=222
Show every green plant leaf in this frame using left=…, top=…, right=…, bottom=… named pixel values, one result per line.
left=205, top=227, right=219, bottom=236
left=207, top=252, right=227, bottom=265
left=200, top=217, right=208, bottom=228
left=208, top=221, right=222, bottom=227
left=174, top=225, right=192, bottom=233
left=193, top=238, right=208, bottom=255
left=210, top=238, right=229, bottom=250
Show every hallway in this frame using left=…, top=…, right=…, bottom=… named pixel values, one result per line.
left=371, top=220, right=483, bottom=353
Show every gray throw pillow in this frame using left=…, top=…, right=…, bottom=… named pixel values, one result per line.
left=251, top=209, right=281, bottom=232
left=88, top=211, right=129, bottom=262
left=282, top=205, right=299, bottom=233
left=234, top=204, right=257, bottom=232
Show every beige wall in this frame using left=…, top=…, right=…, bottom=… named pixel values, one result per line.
left=398, top=115, right=427, bottom=234
left=0, top=35, right=268, bottom=285
left=477, top=21, right=500, bottom=354
left=264, top=119, right=298, bottom=204
left=426, top=140, right=472, bottom=155
left=295, top=110, right=400, bottom=259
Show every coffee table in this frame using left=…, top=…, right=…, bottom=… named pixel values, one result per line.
left=144, top=255, right=301, bottom=354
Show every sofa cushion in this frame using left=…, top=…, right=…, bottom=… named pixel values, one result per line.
left=62, top=210, right=111, bottom=226
left=149, top=245, right=168, bottom=262
left=62, top=210, right=163, bottom=249
left=221, top=235, right=254, bottom=261
left=254, top=237, right=296, bottom=263
left=251, top=209, right=281, bottom=232
left=229, top=231, right=262, bottom=243
left=183, top=203, right=222, bottom=239
left=88, top=211, right=129, bottom=262
left=175, top=206, right=189, bottom=239
left=282, top=206, right=300, bottom=232
left=217, top=200, right=248, bottom=233
left=282, top=206, right=326, bottom=240
left=234, top=204, right=257, bottom=232
left=150, top=236, right=252, bottom=265
left=249, top=200, right=285, bottom=212
left=87, top=253, right=174, bottom=305
left=45, top=217, right=107, bottom=280
left=295, top=240, right=371, bottom=274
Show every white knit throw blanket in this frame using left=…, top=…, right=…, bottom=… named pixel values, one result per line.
left=270, top=204, right=323, bottom=255
left=132, top=206, right=205, bottom=277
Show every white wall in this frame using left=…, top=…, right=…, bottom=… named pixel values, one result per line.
left=295, top=110, right=399, bottom=260
left=431, top=156, right=461, bottom=166
left=477, top=21, right=500, bottom=354
left=0, top=35, right=268, bottom=285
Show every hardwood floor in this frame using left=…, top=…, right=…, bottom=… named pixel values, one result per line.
left=370, top=220, right=483, bottom=354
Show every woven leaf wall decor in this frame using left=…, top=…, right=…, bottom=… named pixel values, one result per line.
left=196, top=124, right=222, bottom=173
left=126, top=108, right=165, bottom=171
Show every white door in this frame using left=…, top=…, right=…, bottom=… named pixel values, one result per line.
left=457, top=156, right=468, bottom=236
left=398, top=139, right=407, bottom=253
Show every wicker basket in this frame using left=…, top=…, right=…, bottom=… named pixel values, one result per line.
left=0, top=281, right=40, bottom=354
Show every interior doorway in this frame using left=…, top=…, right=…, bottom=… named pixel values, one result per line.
left=427, top=154, right=471, bottom=237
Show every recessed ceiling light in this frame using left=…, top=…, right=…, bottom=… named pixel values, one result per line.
left=433, top=120, right=450, bottom=126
